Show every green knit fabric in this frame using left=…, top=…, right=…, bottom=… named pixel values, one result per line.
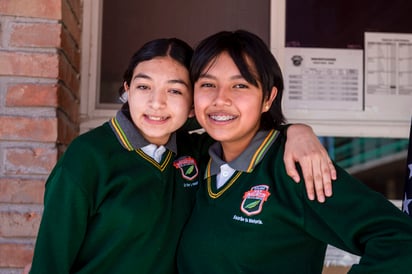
left=30, top=120, right=209, bottom=274
left=177, top=131, right=412, bottom=274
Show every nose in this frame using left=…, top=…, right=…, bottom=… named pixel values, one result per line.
left=212, top=87, right=231, bottom=106
left=149, top=89, right=166, bottom=109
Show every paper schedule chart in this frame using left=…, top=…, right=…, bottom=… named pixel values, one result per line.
left=364, top=32, right=412, bottom=115
left=365, top=32, right=412, bottom=96
left=284, top=47, right=363, bottom=111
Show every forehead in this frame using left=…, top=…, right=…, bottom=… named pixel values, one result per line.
left=210, top=51, right=255, bottom=68
left=132, top=56, right=189, bottom=78
left=203, top=52, right=237, bottom=72
left=203, top=52, right=258, bottom=80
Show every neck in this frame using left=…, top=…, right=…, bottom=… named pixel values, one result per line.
left=220, top=136, right=254, bottom=162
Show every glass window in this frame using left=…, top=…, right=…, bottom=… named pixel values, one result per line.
left=98, top=0, right=270, bottom=107
left=321, top=136, right=409, bottom=200
left=285, top=0, right=412, bottom=49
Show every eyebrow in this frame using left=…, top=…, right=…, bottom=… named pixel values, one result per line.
left=132, top=73, right=190, bottom=88
left=198, top=73, right=245, bottom=81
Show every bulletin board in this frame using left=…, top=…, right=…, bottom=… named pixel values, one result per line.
left=270, top=0, right=412, bottom=138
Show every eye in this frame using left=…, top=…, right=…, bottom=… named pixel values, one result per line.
left=233, top=83, right=249, bottom=89
left=136, top=85, right=149, bottom=90
left=169, top=89, right=183, bottom=95
left=199, top=82, right=215, bottom=88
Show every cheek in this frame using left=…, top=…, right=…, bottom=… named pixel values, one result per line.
left=194, top=92, right=209, bottom=109
left=127, top=95, right=144, bottom=112
left=172, top=97, right=193, bottom=116
left=238, top=96, right=263, bottom=115
left=193, top=97, right=206, bottom=118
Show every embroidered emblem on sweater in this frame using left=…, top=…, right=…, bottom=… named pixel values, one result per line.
left=173, top=156, right=199, bottom=181
left=241, top=185, right=271, bottom=216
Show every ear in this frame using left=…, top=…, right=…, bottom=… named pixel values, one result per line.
left=119, top=82, right=130, bottom=103
left=262, top=87, right=277, bottom=113
left=123, top=81, right=129, bottom=92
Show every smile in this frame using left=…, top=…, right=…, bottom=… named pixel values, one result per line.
left=209, top=114, right=237, bottom=122
left=146, top=115, right=169, bottom=121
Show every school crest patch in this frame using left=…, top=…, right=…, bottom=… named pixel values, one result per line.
left=241, top=185, right=271, bottom=216
left=173, top=156, right=199, bottom=181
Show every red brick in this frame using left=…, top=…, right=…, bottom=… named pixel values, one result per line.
left=58, top=114, right=79, bottom=145
left=6, top=84, right=59, bottom=107
left=67, top=0, right=82, bottom=22
left=0, top=51, right=59, bottom=78
left=0, top=0, right=62, bottom=19
left=59, top=86, right=80, bottom=122
left=0, top=0, right=83, bottom=272
left=0, top=210, right=41, bottom=237
left=62, top=0, right=81, bottom=43
left=59, top=53, right=80, bottom=94
left=59, top=87, right=80, bottom=120
left=0, top=21, right=3, bottom=42
left=10, top=22, right=61, bottom=48
left=5, top=147, right=58, bottom=175
left=0, top=243, right=34, bottom=267
left=0, top=178, right=44, bottom=204
left=61, top=26, right=81, bottom=71
left=0, top=116, right=58, bottom=142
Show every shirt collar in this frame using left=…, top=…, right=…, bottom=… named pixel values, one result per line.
left=109, top=110, right=177, bottom=154
left=208, top=129, right=279, bottom=176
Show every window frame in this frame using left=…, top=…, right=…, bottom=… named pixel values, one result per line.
left=80, top=0, right=410, bottom=138
left=80, top=0, right=116, bottom=132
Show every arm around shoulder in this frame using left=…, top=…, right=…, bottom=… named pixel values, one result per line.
left=283, top=123, right=336, bottom=202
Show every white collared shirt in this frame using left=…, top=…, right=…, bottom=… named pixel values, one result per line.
left=141, top=144, right=166, bottom=163
left=216, top=163, right=236, bottom=189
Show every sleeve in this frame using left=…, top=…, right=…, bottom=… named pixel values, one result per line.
left=275, top=123, right=292, bottom=134
left=30, top=150, right=92, bottom=273
left=303, top=166, right=412, bottom=273
left=177, top=128, right=215, bottom=167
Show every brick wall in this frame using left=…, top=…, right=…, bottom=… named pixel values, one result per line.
left=0, top=0, right=82, bottom=273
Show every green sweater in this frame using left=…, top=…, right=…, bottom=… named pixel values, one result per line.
left=30, top=112, right=209, bottom=274
left=177, top=129, right=412, bottom=274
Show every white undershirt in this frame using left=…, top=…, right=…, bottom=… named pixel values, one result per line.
left=141, top=144, right=166, bottom=163
left=216, top=163, right=236, bottom=189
